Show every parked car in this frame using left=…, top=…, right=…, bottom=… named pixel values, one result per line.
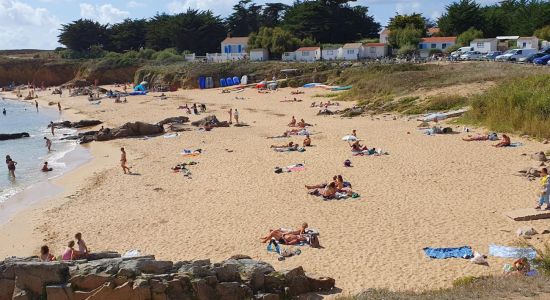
left=496, top=48, right=538, bottom=61
left=460, top=51, right=482, bottom=60
left=519, top=52, right=546, bottom=63
left=482, top=51, right=502, bottom=60
left=450, top=46, right=474, bottom=59
left=533, top=54, right=550, bottom=65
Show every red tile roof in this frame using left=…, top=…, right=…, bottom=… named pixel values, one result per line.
left=365, top=43, right=386, bottom=47
left=296, top=47, right=320, bottom=51
left=427, top=27, right=440, bottom=35
left=420, top=37, right=456, bottom=43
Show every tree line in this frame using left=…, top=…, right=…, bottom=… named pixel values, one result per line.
left=57, top=0, right=380, bottom=57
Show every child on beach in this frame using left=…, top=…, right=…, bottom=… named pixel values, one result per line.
left=44, top=137, right=52, bottom=151
left=120, top=147, right=131, bottom=174
left=40, top=245, right=56, bottom=262
left=536, top=168, right=550, bottom=210
left=228, top=108, right=233, bottom=124
left=6, top=156, right=16, bottom=178
left=75, top=232, right=89, bottom=258
left=234, top=109, right=239, bottom=124
left=62, top=241, right=76, bottom=261
left=303, top=134, right=311, bottom=147
left=41, top=162, right=52, bottom=172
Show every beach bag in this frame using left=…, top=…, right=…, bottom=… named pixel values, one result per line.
left=309, top=235, right=321, bottom=248
left=442, top=127, right=453, bottom=134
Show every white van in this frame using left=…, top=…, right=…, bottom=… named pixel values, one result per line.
left=451, top=46, right=474, bottom=58
left=495, top=48, right=538, bottom=61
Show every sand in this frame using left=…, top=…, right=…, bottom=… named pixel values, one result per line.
left=1, top=85, right=550, bottom=295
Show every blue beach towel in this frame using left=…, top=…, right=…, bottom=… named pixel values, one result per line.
left=489, top=244, right=537, bottom=259
left=423, top=246, right=473, bottom=259
left=508, top=142, right=524, bottom=147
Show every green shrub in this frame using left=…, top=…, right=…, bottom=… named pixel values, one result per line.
left=452, top=276, right=478, bottom=287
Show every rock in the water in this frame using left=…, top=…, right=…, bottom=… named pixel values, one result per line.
left=0, top=132, right=30, bottom=141
left=50, top=120, right=102, bottom=129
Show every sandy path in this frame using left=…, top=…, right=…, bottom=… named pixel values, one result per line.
left=1, top=86, right=549, bottom=295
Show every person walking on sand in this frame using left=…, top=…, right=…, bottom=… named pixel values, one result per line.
left=44, top=137, right=52, bottom=151
left=120, top=147, right=131, bottom=174
left=536, top=168, right=550, bottom=210
left=228, top=108, right=233, bottom=124
left=234, top=109, right=239, bottom=124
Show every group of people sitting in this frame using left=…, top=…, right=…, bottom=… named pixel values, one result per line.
left=288, top=116, right=310, bottom=128
left=310, top=101, right=339, bottom=108
left=306, top=175, right=353, bottom=199
left=39, top=232, right=89, bottom=262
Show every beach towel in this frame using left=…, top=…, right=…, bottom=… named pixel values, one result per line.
left=488, top=244, right=537, bottom=259
left=181, top=149, right=202, bottom=157
left=423, top=246, right=473, bottom=259
left=507, top=142, right=524, bottom=148
left=275, top=164, right=305, bottom=173
left=273, top=147, right=306, bottom=153
left=163, top=133, right=178, bottom=139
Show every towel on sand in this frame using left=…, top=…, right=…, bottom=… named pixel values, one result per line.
left=423, top=246, right=473, bottom=259
left=489, top=244, right=537, bottom=259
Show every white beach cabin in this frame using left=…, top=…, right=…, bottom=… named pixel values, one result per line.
left=517, top=37, right=539, bottom=50
left=221, top=36, right=249, bottom=60
left=322, top=47, right=340, bottom=60
left=363, top=43, right=388, bottom=58
left=470, top=38, right=498, bottom=53
left=418, top=37, right=456, bottom=57
left=341, top=43, right=364, bottom=60
left=295, top=47, right=321, bottom=62
left=379, top=28, right=390, bottom=44
left=282, top=52, right=296, bottom=61
left=250, top=49, right=269, bottom=61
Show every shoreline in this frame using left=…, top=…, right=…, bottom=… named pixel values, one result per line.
left=0, top=90, right=117, bottom=258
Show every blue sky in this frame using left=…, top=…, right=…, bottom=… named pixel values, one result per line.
left=0, top=0, right=500, bottom=50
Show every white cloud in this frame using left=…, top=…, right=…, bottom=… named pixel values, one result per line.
left=79, top=3, right=130, bottom=24
left=167, top=0, right=235, bottom=15
left=0, top=0, right=61, bottom=49
left=127, top=1, right=145, bottom=9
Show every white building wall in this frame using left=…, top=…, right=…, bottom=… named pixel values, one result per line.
left=282, top=52, right=296, bottom=61
left=250, top=49, right=268, bottom=61
left=341, top=48, right=361, bottom=60
left=517, top=38, right=539, bottom=50
left=322, top=49, right=339, bottom=60
left=470, top=40, right=497, bottom=53
left=364, top=46, right=386, bottom=58
left=296, top=50, right=321, bottom=62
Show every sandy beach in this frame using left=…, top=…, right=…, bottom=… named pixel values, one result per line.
left=1, top=85, right=549, bottom=295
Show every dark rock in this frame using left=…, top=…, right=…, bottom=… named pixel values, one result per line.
left=215, top=282, right=253, bottom=300
left=45, top=284, right=73, bottom=300
left=12, top=262, right=69, bottom=296
left=307, top=275, right=335, bottom=292
left=169, top=124, right=189, bottom=132
left=0, top=278, right=15, bottom=299
left=230, top=259, right=274, bottom=292
left=228, top=255, right=251, bottom=260
left=214, top=263, right=240, bottom=282
left=191, top=115, right=229, bottom=128
left=50, top=120, right=102, bottom=129
left=254, top=293, right=280, bottom=300
left=120, top=259, right=173, bottom=275
left=282, top=267, right=309, bottom=296
left=87, top=251, right=121, bottom=261
left=0, top=132, right=30, bottom=141
left=192, top=279, right=217, bottom=300
left=264, top=272, right=285, bottom=294
left=157, top=116, right=189, bottom=127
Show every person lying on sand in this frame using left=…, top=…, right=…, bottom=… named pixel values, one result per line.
left=303, top=134, right=311, bottom=147
left=463, top=135, right=489, bottom=141
left=281, top=98, right=302, bottom=103
left=297, top=119, right=307, bottom=128
left=291, top=90, right=304, bottom=95
left=335, top=175, right=352, bottom=192
left=511, top=258, right=531, bottom=276
left=260, top=223, right=309, bottom=243
left=494, top=134, right=511, bottom=147
left=283, top=129, right=307, bottom=137
left=288, top=116, right=296, bottom=127
left=271, top=141, right=295, bottom=148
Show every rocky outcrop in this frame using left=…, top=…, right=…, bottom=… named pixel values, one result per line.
left=0, top=133, right=30, bottom=141
left=0, top=59, right=80, bottom=87
left=49, top=120, right=103, bottom=129
left=0, top=252, right=335, bottom=300
left=191, top=115, right=230, bottom=127
left=157, top=116, right=190, bottom=127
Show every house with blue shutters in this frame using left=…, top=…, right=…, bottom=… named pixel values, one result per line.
left=221, top=36, right=249, bottom=60
left=418, top=36, right=456, bottom=57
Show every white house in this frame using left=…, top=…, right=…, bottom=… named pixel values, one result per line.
left=322, top=47, right=340, bottom=60
left=221, top=36, right=249, bottom=56
left=379, top=28, right=390, bottom=44
left=250, top=49, right=269, bottom=61
left=470, top=38, right=498, bottom=53
left=295, top=47, right=321, bottom=62
left=341, top=43, right=364, bottom=60
left=517, top=37, right=539, bottom=49
left=363, top=43, right=388, bottom=58
left=418, top=37, right=456, bottom=57
left=282, top=52, right=296, bottom=61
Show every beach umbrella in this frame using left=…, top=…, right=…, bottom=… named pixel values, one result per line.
left=342, top=135, right=357, bottom=141
left=140, top=81, right=148, bottom=86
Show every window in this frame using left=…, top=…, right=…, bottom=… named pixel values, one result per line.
left=442, top=43, right=447, bottom=49
left=302, top=51, right=310, bottom=56
left=477, top=42, right=484, bottom=48
left=370, top=47, right=376, bottom=53
left=326, top=50, right=334, bottom=55
left=347, top=49, right=355, bottom=55
left=523, top=42, right=527, bottom=47
left=431, top=44, right=436, bottom=49
left=419, top=44, right=424, bottom=49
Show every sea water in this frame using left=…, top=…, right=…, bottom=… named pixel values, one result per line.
left=0, top=97, right=88, bottom=211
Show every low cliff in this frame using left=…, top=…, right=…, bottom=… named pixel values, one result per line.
left=0, top=58, right=80, bottom=87
left=0, top=252, right=336, bottom=300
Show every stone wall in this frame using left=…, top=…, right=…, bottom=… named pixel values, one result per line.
left=0, top=252, right=335, bottom=300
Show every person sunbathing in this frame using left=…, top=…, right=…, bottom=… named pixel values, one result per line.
left=463, top=135, right=489, bottom=141
left=297, top=119, right=306, bottom=128
left=282, top=129, right=306, bottom=137
left=303, top=135, right=311, bottom=147
left=288, top=116, right=296, bottom=127
left=310, top=102, right=316, bottom=107
left=335, top=175, right=352, bottom=191
left=512, top=258, right=531, bottom=276
left=260, top=223, right=308, bottom=243
left=350, top=141, right=368, bottom=152
left=494, top=134, right=511, bottom=147
left=271, top=141, right=295, bottom=148
left=281, top=233, right=307, bottom=245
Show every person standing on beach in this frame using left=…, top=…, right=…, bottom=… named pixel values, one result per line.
left=120, top=147, right=131, bottom=174
left=57, top=102, right=61, bottom=112
left=536, top=168, right=550, bottom=210
left=228, top=108, right=233, bottom=124
left=234, top=109, right=239, bottom=124
left=50, top=121, right=55, bottom=136
left=35, top=100, right=38, bottom=112
left=44, top=137, right=52, bottom=151
left=2, top=108, right=5, bottom=116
